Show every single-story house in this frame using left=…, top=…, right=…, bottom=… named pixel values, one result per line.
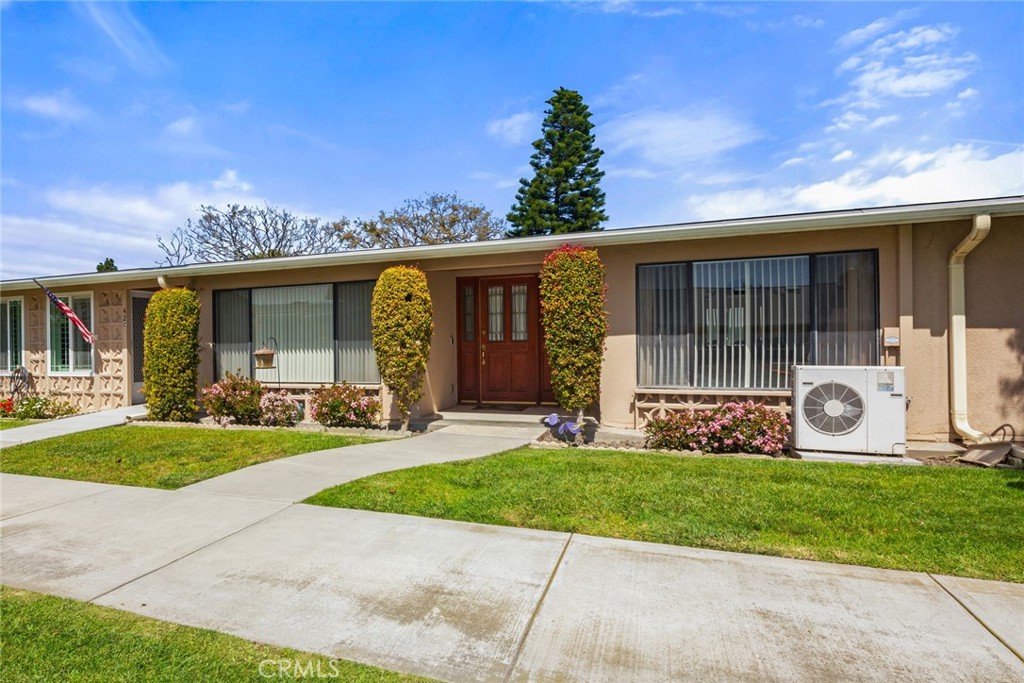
left=1, top=196, right=1021, bottom=443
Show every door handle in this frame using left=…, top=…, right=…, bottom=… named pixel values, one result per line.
left=481, top=344, right=486, bottom=366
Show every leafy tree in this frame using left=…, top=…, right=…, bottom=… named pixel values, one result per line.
left=96, top=258, right=118, bottom=272
left=341, top=192, right=504, bottom=249
left=507, top=88, right=607, bottom=237
left=143, top=288, right=200, bottom=422
left=158, top=204, right=349, bottom=265
left=371, top=266, right=433, bottom=431
left=539, top=245, right=608, bottom=435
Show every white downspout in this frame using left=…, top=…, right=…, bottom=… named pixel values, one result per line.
left=948, top=214, right=994, bottom=444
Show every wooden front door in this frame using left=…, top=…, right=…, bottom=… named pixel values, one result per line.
left=457, top=275, right=552, bottom=404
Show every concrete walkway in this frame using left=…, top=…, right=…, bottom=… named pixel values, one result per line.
left=0, top=404, right=149, bottom=447
left=2, top=424, right=1023, bottom=682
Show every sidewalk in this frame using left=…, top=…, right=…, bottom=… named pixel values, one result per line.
left=0, top=405, right=149, bottom=447
left=2, top=424, right=1022, bottom=682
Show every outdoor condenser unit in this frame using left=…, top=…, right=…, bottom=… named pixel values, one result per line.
left=791, top=366, right=907, bottom=456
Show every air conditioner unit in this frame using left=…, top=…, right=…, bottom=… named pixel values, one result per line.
left=791, top=365, right=907, bottom=456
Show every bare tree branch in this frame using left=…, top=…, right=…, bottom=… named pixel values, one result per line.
left=340, top=193, right=505, bottom=249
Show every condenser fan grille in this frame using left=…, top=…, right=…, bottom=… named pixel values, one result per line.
left=802, top=381, right=865, bottom=436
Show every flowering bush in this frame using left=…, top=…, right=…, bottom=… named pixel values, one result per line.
left=201, top=372, right=264, bottom=426
left=644, top=401, right=790, bottom=456
left=308, top=383, right=380, bottom=428
left=0, top=398, right=13, bottom=415
left=9, top=395, right=79, bottom=420
left=259, top=391, right=301, bottom=427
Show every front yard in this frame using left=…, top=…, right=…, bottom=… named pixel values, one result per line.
left=0, top=425, right=374, bottom=489
left=0, top=419, right=40, bottom=431
left=0, top=586, right=432, bottom=683
left=306, top=447, right=1024, bottom=582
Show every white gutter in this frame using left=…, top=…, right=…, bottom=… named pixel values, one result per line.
left=948, top=214, right=994, bottom=444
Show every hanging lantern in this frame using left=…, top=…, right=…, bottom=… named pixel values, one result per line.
left=254, top=346, right=276, bottom=369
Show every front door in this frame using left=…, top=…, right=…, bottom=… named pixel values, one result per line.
left=457, top=275, right=552, bottom=404
left=130, top=292, right=152, bottom=404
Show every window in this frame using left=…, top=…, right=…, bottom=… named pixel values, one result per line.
left=214, top=281, right=379, bottom=384
left=637, top=251, right=878, bottom=390
left=49, top=294, right=93, bottom=374
left=0, top=298, right=24, bottom=371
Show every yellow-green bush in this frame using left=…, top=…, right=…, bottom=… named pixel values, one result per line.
left=371, top=266, right=433, bottom=429
left=539, top=244, right=608, bottom=415
left=143, top=288, right=200, bottom=422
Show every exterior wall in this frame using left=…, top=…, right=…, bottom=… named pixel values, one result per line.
left=0, top=281, right=156, bottom=413
left=903, top=216, right=1024, bottom=441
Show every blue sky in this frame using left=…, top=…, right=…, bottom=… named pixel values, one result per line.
left=2, top=1, right=1022, bottom=280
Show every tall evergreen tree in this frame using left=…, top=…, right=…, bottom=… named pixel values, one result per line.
left=506, top=88, right=607, bottom=237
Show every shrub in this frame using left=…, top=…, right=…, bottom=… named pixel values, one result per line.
left=371, top=265, right=432, bottom=429
left=11, top=395, right=79, bottom=420
left=308, top=383, right=380, bottom=428
left=644, top=401, right=790, bottom=456
left=201, top=372, right=264, bottom=426
left=0, top=398, right=13, bottom=415
left=539, top=244, right=608, bottom=418
left=259, top=391, right=301, bottom=427
left=143, top=288, right=201, bottom=422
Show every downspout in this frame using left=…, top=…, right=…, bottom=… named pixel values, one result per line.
left=948, top=214, right=994, bottom=444
left=157, top=275, right=171, bottom=289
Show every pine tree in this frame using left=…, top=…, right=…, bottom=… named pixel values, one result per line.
left=506, top=88, right=607, bottom=237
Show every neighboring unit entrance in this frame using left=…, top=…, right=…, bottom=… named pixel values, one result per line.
left=130, top=292, right=152, bottom=404
left=456, top=275, right=553, bottom=404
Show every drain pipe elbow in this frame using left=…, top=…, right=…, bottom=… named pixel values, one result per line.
left=157, top=275, right=171, bottom=290
left=948, top=214, right=992, bottom=444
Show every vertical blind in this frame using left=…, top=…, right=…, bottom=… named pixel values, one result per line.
left=215, top=281, right=379, bottom=384
left=336, top=281, right=379, bottom=383
left=638, top=251, right=877, bottom=390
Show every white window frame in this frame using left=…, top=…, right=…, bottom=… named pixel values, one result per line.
left=0, top=296, right=25, bottom=372
left=46, top=291, right=95, bottom=376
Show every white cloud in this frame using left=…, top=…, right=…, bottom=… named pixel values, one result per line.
left=866, top=114, right=900, bottom=130
left=836, top=10, right=917, bottom=49
left=826, top=111, right=867, bottom=132
left=211, top=169, right=252, bottom=193
left=80, top=1, right=172, bottom=75
left=831, top=150, right=855, bottom=162
left=468, top=170, right=520, bottom=190
left=13, top=90, right=89, bottom=122
left=688, top=144, right=1024, bottom=220
left=165, top=116, right=196, bottom=137
left=792, top=15, right=824, bottom=30
left=780, top=157, right=807, bottom=168
left=602, top=110, right=760, bottom=166
left=486, top=112, right=537, bottom=146
left=605, top=167, right=660, bottom=179
left=957, top=87, right=978, bottom=100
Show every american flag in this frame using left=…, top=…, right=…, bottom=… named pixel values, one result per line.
left=36, top=281, right=96, bottom=345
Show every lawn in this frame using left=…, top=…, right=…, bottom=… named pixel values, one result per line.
left=306, top=447, right=1024, bottom=582
left=0, top=425, right=375, bottom=489
left=0, top=419, right=40, bottom=430
left=0, top=586, right=433, bottom=683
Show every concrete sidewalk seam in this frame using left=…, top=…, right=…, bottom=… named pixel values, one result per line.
left=928, top=572, right=1024, bottom=664
left=502, top=532, right=573, bottom=683
left=85, top=503, right=293, bottom=604
left=0, top=485, right=115, bottom=522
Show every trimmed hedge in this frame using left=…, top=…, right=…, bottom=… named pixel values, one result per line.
left=539, top=245, right=608, bottom=415
left=644, top=402, right=790, bottom=456
left=143, top=288, right=200, bottom=422
left=371, top=266, right=433, bottom=428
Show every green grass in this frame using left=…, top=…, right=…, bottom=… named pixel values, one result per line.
left=0, top=419, right=39, bottom=430
left=306, top=447, right=1024, bottom=582
left=0, top=425, right=375, bottom=489
left=0, top=586, right=433, bottom=683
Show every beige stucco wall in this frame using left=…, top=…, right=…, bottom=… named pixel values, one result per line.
left=5, top=215, right=1020, bottom=443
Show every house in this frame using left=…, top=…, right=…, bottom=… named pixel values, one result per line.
left=1, top=196, right=1021, bottom=443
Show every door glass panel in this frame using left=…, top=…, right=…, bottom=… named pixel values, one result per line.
left=488, top=286, right=504, bottom=342
left=463, top=286, right=475, bottom=342
left=511, top=285, right=528, bottom=341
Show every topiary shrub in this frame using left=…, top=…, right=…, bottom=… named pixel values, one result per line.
left=644, top=402, right=790, bottom=456
left=308, top=383, right=381, bottom=428
left=200, top=372, right=264, bottom=426
left=143, top=288, right=200, bottom=422
left=539, top=244, right=608, bottom=429
left=371, top=266, right=432, bottom=430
